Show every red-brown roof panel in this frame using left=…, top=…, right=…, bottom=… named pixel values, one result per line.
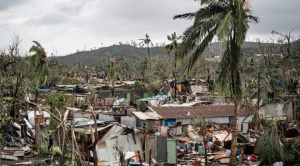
left=149, top=105, right=254, bottom=119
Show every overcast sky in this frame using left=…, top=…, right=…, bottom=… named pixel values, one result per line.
left=0, top=0, right=299, bottom=56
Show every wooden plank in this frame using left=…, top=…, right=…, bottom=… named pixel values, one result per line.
left=0, top=154, right=18, bottom=160
left=219, top=158, right=230, bottom=164
left=4, top=147, right=23, bottom=151
left=15, top=161, right=32, bottom=165
left=13, top=151, right=25, bottom=157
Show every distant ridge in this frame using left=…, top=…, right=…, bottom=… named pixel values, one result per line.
left=52, top=45, right=165, bottom=67
left=51, top=42, right=279, bottom=67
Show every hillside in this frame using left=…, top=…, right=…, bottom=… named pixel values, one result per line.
left=51, top=42, right=282, bottom=67
left=52, top=45, right=166, bottom=67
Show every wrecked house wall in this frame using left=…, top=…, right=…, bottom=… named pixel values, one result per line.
left=145, top=135, right=157, bottom=163
left=160, top=126, right=168, bottom=136
left=121, top=116, right=136, bottom=128
left=98, top=114, right=114, bottom=121
left=96, top=125, right=143, bottom=162
left=136, top=119, right=157, bottom=132
left=160, top=116, right=252, bottom=135
left=176, top=119, right=191, bottom=125
left=261, top=103, right=288, bottom=118
left=27, top=111, right=50, bottom=126
left=238, top=115, right=252, bottom=132
left=191, top=85, right=208, bottom=93
left=166, top=125, right=188, bottom=136
left=286, top=101, right=300, bottom=120
left=207, top=115, right=252, bottom=131
left=172, top=126, right=183, bottom=136
left=74, top=112, right=92, bottom=118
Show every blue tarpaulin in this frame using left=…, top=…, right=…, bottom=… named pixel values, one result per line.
left=138, top=94, right=168, bottom=101
left=113, top=98, right=127, bottom=108
left=39, top=89, right=51, bottom=93
left=164, top=119, right=176, bottom=126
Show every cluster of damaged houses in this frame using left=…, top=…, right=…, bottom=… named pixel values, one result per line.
left=1, top=79, right=300, bottom=165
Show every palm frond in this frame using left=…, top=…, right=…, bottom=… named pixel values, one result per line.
left=173, top=12, right=195, bottom=20
left=247, top=14, right=259, bottom=23
left=235, top=1, right=248, bottom=45
left=32, top=41, right=42, bottom=48
left=167, top=35, right=172, bottom=41
left=200, top=0, right=214, bottom=5
left=217, top=11, right=233, bottom=43
left=184, top=26, right=217, bottom=73
left=216, top=43, right=231, bottom=95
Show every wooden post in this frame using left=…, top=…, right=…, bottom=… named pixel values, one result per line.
left=34, top=110, right=40, bottom=147
left=20, top=124, right=25, bottom=138
left=35, top=124, right=40, bottom=147
left=149, top=149, right=151, bottom=166
left=241, top=145, right=245, bottom=165
left=139, top=151, right=143, bottom=166
left=20, top=124, right=27, bottom=145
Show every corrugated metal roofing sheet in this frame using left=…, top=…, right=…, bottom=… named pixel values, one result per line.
left=73, top=120, right=106, bottom=127
left=132, top=111, right=162, bottom=120
left=73, top=124, right=113, bottom=134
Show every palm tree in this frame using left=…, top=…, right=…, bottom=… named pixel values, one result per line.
left=28, top=41, right=47, bottom=73
left=27, top=41, right=48, bottom=101
left=139, top=33, right=153, bottom=71
left=109, top=57, right=117, bottom=97
left=165, top=32, right=183, bottom=99
left=174, top=1, right=258, bottom=165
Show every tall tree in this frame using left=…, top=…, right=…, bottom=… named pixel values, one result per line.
left=139, top=34, right=153, bottom=72
left=27, top=41, right=48, bottom=87
left=26, top=41, right=48, bottom=102
left=0, top=35, right=25, bottom=118
left=174, top=0, right=258, bottom=165
left=109, top=57, right=117, bottom=97
left=28, top=41, right=47, bottom=72
left=165, top=32, right=182, bottom=99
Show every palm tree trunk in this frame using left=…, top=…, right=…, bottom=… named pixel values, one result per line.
left=229, top=100, right=240, bottom=165
left=203, top=137, right=208, bottom=166
left=229, top=36, right=241, bottom=165
left=174, top=62, right=177, bottom=100
left=255, top=71, right=261, bottom=129
left=147, top=45, right=151, bottom=72
left=92, top=111, right=99, bottom=166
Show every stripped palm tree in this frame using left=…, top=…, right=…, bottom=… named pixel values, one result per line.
left=174, top=0, right=258, bottom=165
left=109, top=57, right=116, bottom=97
left=165, top=32, right=183, bottom=99
left=139, top=34, right=153, bottom=71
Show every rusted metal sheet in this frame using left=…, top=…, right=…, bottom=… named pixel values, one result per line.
left=145, top=135, right=157, bottom=162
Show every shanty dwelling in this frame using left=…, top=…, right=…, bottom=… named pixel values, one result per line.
left=95, top=124, right=143, bottom=165
left=132, top=111, right=163, bottom=133
left=131, top=105, right=254, bottom=165
left=144, top=135, right=177, bottom=165
left=73, top=122, right=113, bottom=159
left=149, top=105, right=255, bottom=134
left=132, top=110, right=178, bottom=165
